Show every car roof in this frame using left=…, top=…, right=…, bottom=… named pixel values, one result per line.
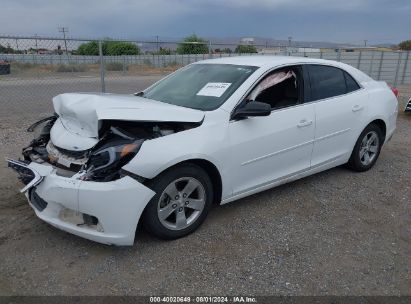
left=195, top=55, right=372, bottom=83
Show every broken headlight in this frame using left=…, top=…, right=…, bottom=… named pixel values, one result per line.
left=23, top=115, right=58, bottom=162
left=83, top=136, right=144, bottom=182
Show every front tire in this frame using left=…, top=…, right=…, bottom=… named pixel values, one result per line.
left=142, top=164, right=213, bottom=240
left=347, top=123, right=383, bottom=172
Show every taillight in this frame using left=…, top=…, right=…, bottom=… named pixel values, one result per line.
left=390, top=86, right=399, bottom=98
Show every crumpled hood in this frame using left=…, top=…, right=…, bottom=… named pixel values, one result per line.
left=53, top=93, right=205, bottom=138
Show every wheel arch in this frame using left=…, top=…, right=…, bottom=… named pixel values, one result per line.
left=369, top=119, right=386, bottom=143
left=183, top=159, right=222, bottom=205
left=145, top=158, right=223, bottom=206
left=348, top=118, right=387, bottom=164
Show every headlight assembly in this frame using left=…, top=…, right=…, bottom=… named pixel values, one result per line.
left=27, top=115, right=58, bottom=139
left=83, top=128, right=144, bottom=181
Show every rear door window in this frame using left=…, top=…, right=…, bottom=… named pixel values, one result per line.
left=307, top=65, right=350, bottom=101
left=344, top=71, right=361, bottom=93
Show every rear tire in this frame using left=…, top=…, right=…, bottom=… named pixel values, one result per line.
left=347, top=123, right=383, bottom=172
left=142, top=163, right=213, bottom=240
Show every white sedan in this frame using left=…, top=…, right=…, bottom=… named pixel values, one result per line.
left=7, top=56, right=398, bottom=245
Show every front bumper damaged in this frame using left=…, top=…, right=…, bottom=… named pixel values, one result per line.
left=7, top=159, right=155, bottom=246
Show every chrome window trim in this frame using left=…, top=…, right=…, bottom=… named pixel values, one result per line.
left=229, top=62, right=364, bottom=122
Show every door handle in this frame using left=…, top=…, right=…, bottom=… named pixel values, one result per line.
left=352, top=105, right=364, bottom=112
left=297, top=119, right=313, bottom=128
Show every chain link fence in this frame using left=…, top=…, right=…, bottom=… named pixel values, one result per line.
left=1, top=35, right=410, bottom=122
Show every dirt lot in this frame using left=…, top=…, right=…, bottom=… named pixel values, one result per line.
left=0, top=78, right=410, bottom=296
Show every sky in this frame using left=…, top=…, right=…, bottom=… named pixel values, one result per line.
left=0, top=0, right=410, bottom=45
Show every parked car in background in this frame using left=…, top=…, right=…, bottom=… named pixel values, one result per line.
left=405, top=97, right=411, bottom=112
left=0, top=60, right=10, bottom=75
left=7, top=56, right=398, bottom=246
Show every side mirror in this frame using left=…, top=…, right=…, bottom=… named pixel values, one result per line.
left=232, top=101, right=271, bottom=120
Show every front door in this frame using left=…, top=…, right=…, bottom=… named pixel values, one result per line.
left=227, top=65, right=315, bottom=196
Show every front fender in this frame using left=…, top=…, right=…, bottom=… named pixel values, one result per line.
left=122, top=111, right=232, bottom=199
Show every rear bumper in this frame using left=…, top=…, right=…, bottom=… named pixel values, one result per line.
left=385, top=102, right=398, bottom=144
left=9, top=161, right=155, bottom=246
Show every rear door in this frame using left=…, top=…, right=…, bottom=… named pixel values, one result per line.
left=305, top=64, right=368, bottom=167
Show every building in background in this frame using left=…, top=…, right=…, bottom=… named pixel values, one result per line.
left=240, top=37, right=255, bottom=45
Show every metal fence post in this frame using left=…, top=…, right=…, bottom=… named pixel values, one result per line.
left=357, top=51, right=362, bottom=69
left=393, top=52, right=402, bottom=87
left=369, top=51, right=375, bottom=77
left=401, top=51, right=409, bottom=85
left=99, top=40, right=105, bottom=93
left=377, top=51, right=384, bottom=80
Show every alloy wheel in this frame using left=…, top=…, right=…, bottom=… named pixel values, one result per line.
left=157, top=177, right=206, bottom=231
left=359, top=131, right=379, bottom=166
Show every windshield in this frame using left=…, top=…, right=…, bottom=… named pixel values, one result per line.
left=143, top=64, right=258, bottom=110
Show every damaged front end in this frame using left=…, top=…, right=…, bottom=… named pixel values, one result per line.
left=18, top=115, right=200, bottom=183
left=7, top=114, right=201, bottom=245
left=6, top=92, right=206, bottom=245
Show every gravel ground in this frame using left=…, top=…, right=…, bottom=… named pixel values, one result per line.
left=0, top=78, right=410, bottom=296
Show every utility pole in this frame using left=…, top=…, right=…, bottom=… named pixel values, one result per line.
left=58, top=27, right=69, bottom=55
left=34, top=34, right=38, bottom=54
left=364, top=39, right=368, bottom=47
left=156, top=35, right=159, bottom=53
left=288, top=36, right=292, bottom=47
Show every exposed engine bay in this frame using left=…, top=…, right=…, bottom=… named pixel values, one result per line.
left=23, top=115, right=200, bottom=182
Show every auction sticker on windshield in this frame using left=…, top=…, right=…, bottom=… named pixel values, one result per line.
left=196, top=82, right=231, bottom=97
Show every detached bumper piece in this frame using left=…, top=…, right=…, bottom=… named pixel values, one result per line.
left=405, top=99, right=411, bottom=112
left=7, top=159, right=43, bottom=192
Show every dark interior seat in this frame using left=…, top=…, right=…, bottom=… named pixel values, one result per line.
left=255, top=77, right=298, bottom=109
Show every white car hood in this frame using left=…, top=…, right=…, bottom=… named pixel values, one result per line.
left=53, top=93, right=205, bottom=139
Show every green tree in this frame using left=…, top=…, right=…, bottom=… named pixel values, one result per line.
left=76, top=41, right=140, bottom=55
left=106, top=41, right=140, bottom=55
left=0, top=44, right=15, bottom=54
left=77, top=41, right=99, bottom=55
left=176, top=35, right=208, bottom=54
left=235, top=44, right=258, bottom=53
left=399, top=40, right=411, bottom=51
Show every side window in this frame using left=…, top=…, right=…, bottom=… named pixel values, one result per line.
left=248, top=66, right=302, bottom=110
left=307, top=65, right=347, bottom=101
left=344, top=71, right=361, bottom=93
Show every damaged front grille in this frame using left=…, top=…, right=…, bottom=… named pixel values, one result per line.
left=46, top=141, right=89, bottom=168
left=53, top=145, right=88, bottom=158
